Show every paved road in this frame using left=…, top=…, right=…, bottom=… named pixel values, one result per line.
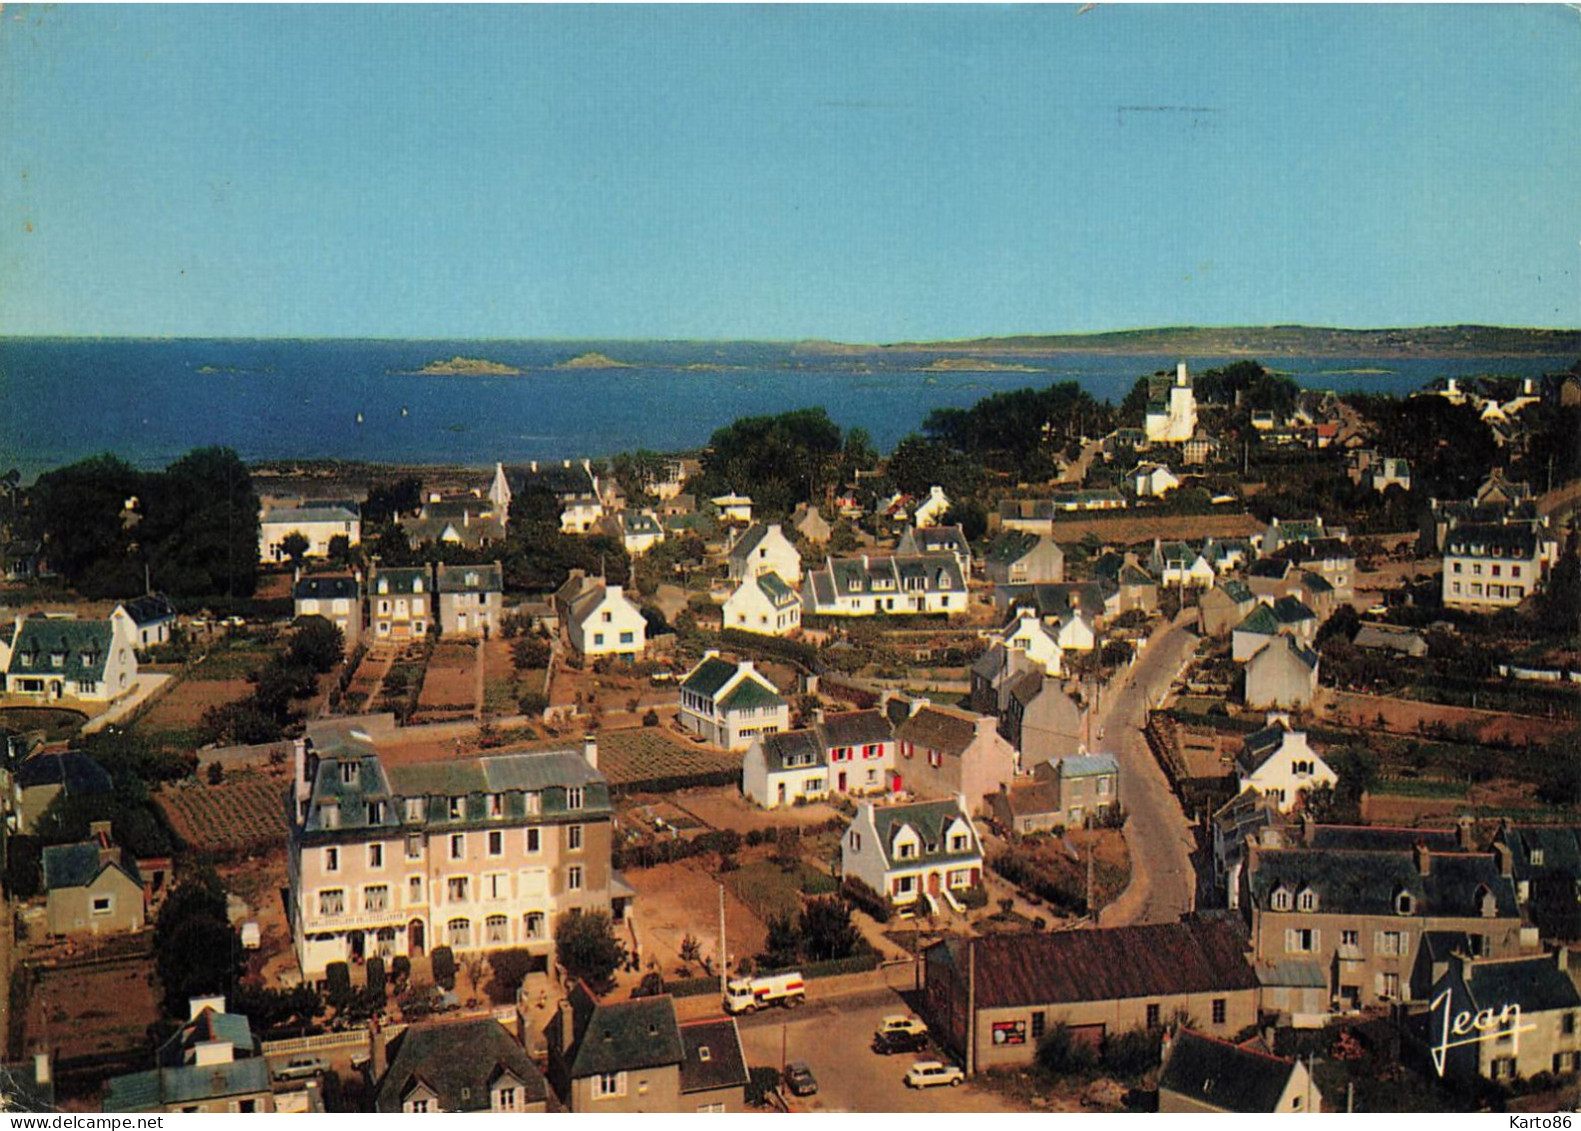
left=1093, top=609, right=1199, bottom=927
left=734, top=986, right=1026, bottom=1113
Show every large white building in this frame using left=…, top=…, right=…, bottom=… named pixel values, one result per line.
left=259, top=502, right=362, bottom=562
left=288, top=724, right=625, bottom=980
left=1144, top=362, right=1199, bottom=444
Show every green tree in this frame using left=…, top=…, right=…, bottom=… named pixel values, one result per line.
left=27, top=453, right=143, bottom=597
left=287, top=615, right=344, bottom=673
left=699, top=407, right=847, bottom=516
left=554, top=909, right=627, bottom=991
left=363, top=477, right=423, bottom=525
left=327, top=534, right=352, bottom=566
left=279, top=531, right=310, bottom=568
left=143, top=446, right=261, bottom=598
left=154, top=868, right=244, bottom=1017
left=796, top=896, right=859, bottom=962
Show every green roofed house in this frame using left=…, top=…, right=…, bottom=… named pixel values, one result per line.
left=1231, top=596, right=1317, bottom=663
left=4, top=614, right=138, bottom=704
left=374, top=1017, right=549, bottom=1114
left=677, top=652, right=788, bottom=751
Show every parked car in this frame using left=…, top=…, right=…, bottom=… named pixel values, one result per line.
left=905, top=1061, right=964, bottom=1089
left=875, top=1015, right=928, bottom=1039
left=873, top=1029, right=930, bottom=1056
left=784, top=1061, right=818, bottom=1096
left=275, top=1056, right=327, bottom=1081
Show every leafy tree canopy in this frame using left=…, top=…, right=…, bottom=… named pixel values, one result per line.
left=554, top=908, right=627, bottom=992
left=698, top=407, right=847, bottom=517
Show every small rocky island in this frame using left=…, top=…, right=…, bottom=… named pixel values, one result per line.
left=416, top=356, right=522, bottom=376
left=557, top=352, right=634, bottom=369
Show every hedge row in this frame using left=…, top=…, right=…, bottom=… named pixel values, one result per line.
left=667, top=975, right=721, bottom=999
left=840, top=876, right=892, bottom=924
left=610, top=769, right=740, bottom=797
left=760, top=950, right=882, bottom=980
left=720, top=629, right=818, bottom=673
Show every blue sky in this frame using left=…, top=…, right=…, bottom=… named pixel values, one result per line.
left=1, top=4, right=1576, bottom=340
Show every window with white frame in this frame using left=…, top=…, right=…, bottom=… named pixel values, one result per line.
left=485, top=914, right=510, bottom=944
left=324, top=846, right=340, bottom=873
left=448, top=917, right=472, bottom=948
left=568, top=825, right=583, bottom=851
left=91, top=895, right=113, bottom=916
left=450, top=834, right=466, bottom=860
left=319, top=889, right=345, bottom=917
left=524, top=911, right=546, bottom=940
left=485, top=872, right=508, bottom=901
left=408, top=876, right=423, bottom=904
left=566, top=787, right=584, bottom=810
left=364, top=885, right=389, bottom=913
left=567, top=865, right=584, bottom=891
left=406, top=833, right=423, bottom=860
left=595, top=1072, right=627, bottom=1099
left=1285, top=927, right=1317, bottom=954
left=447, top=876, right=470, bottom=903
left=368, top=843, right=384, bottom=869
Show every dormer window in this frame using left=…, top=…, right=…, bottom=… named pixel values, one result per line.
left=1395, top=890, right=1416, bottom=916
left=413, top=578, right=424, bottom=593
left=339, top=761, right=358, bottom=785
left=1271, top=886, right=1292, bottom=912
left=1476, top=884, right=1498, bottom=918
left=378, top=578, right=389, bottom=594
left=50, top=652, right=64, bottom=669
left=368, top=800, right=386, bottom=824
left=322, top=804, right=340, bottom=830
left=1532, top=848, right=1546, bottom=867
left=566, top=787, right=584, bottom=810
left=449, top=797, right=465, bottom=820
left=1297, top=887, right=1317, bottom=912
left=405, top=797, right=425, bottom=822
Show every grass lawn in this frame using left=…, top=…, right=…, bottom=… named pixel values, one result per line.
left=723, top=859, right=835, bottom=923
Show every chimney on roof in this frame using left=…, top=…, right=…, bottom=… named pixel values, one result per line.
left=1414, top=842, right=1432, bottom=877
left=189, top=994, right=226, bottom=1021
left=563, top=459, right=572, bottom=470
left=582, top=734, right=598, bottom=772
left=1300, top=812, right=1316, bottom=846
left=369, top=1016, right=387, bottom=1082
left=1456, top=815, right=1476, bottom=852
left=1176, top=361, right=1188, bottom=387
left=556, top=997, right=575, bottom=1058
left=33, top=1052, right=50, bottom=1086
left=530, top=460, right=538, bottom=474
left=1495, top=841, right=1513, bottom=878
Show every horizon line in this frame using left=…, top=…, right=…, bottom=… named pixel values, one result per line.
left=2, top=322, right=1579, bottom=346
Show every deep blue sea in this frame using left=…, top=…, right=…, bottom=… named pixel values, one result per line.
left=0, top=339, right=1569, bottom=480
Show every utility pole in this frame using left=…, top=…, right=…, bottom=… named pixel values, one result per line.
left=718, top=882, right=727, bottom=997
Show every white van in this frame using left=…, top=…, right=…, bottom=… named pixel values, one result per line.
left=722, top=971, right=806, bottom=1014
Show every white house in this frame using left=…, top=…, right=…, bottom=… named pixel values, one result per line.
left=599, top=511, right=666, bottom=558
left=1053, top=611, right=1097, bottom=653
left=741, top=708, right=897, bottom=808
left=912, top=485, right=953, bottom=528
left=722, top=572, right=802, bottom=637
left=565, top=583, right=647, bottom=662
left=742, top=731, right=828, bottom=809
left=1132, top=462, right=1182, bottom=499
left=492, top=461, right=604, bottom=534
left=1244, top=634, right=1321, bottom=711
left=841, top=797, right=984, bottom=910
left=991, top=607, right=1064, bottom=676
left=710, top=494, right=754, bottom=524
left=802, top=553, right=966, bottom=617
left=678, top=653, right=788, bottom=751
left=259, top=502, right=362, bottom=562
left=4, top=615, right=138, bottom=703
left=1235, top=719, right=1336, bottom=813
left=110, top=594, right=178, bottom=650
left=726, top=523, right=802, bottom=587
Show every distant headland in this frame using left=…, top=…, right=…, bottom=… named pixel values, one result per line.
left=805, top=325, right=1581, bottom=358
left=414, top=356, right=522, bottom=376
left=922, top=357, right=1041, bottom=373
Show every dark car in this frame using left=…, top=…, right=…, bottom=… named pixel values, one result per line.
left=872, top=1029, right=930, bottom=1056
left=784, top=1061, right=818, bottom=1096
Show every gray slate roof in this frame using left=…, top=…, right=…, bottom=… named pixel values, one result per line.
left=293, top=575, right=360, bottom=602
left=15, top=750, right=113, bottom=794
left=1159, top=1031, right=1299, bottom=1113
left=870, top=799, right=978, bottom=870
left=678, top=1019, right=748, bottom=1095
left=567, top=995, right=684, bottom=1079
left=1464, top=955, right=1581, bottom=1015
left=1250, top=847, right=1519, bottom=918
left=435, top=563, right=503, bottom=594
left=103, top=1058, right=272, bottom=1112
left=118, top=594, right=176, bottom=626
left=376, top=1018, right=548, bottom=1113
left=7, top=617, right=115, bottom=683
